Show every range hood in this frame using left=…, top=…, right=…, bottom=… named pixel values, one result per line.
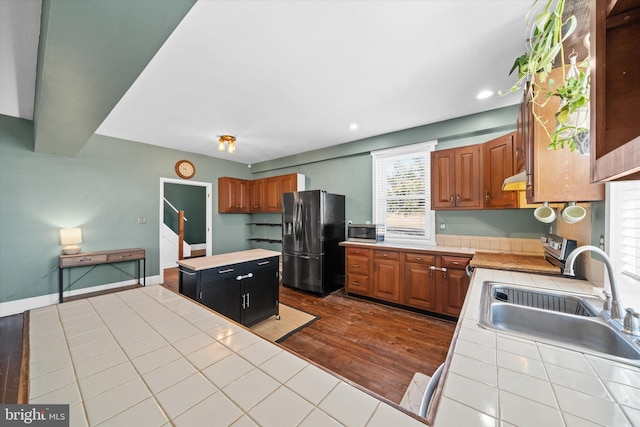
left=502, top=170, right=527, bottom=191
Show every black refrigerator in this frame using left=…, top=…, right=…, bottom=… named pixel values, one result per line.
left=282, top=190, right=345, bottom=295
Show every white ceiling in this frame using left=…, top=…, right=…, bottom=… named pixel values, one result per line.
left=1, top=0, right=533, bottom=165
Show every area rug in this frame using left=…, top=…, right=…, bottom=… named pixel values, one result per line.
left=250, top=304, right=319, bottom=342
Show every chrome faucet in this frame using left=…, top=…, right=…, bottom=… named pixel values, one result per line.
left=563, top=245, right=625, bottom=321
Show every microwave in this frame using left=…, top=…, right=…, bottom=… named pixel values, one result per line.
left=347, top=224, right=384, bottom=242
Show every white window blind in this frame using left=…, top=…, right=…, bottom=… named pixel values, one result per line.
left=608, top=180, right=640, bottom=304
left=371, top=141, right=437, bottom=245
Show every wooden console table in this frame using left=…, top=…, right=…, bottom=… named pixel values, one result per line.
left=58, top=248, right=146, bottom=303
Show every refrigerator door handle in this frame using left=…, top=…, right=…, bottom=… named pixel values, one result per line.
left=289, top=254, right=320, bottom=260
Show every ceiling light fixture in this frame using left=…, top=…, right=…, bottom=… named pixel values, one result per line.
left=476, top=90, right=494, bottom=100
left=349, top=123, right=359, bottom=130
left=218, top=135, right=236, bottom=153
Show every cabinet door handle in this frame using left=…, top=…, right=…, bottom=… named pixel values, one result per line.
left=219, top=268, right=234, bottom=274
left=485, top=191, right=490, bottom=204
left=353, top=264, right=359, bottom=268
left=450, top=194, right=454, bottom=203
left=242, top=293, right=246, bottom=309
left=257, top=261, right=270, bottom=265
left=353, top=281, right=360, bottom=286
left=236, top=273, right=254, bottom=280
left=456, top=194, right=460, bottom=203
left=246, top=293, right=250, bottom=308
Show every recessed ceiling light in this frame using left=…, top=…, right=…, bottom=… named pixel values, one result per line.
left=349, top=123, right=359, bottom=130
left=476, top=90, right=494, bottom=100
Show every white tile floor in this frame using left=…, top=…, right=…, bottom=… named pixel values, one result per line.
left=29, top=286, right=425, bottom=426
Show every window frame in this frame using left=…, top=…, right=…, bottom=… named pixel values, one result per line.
left=371, top=141, right=437, bottom=246
left=605, top=180, right=640, bottom=305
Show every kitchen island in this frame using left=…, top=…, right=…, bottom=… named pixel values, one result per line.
left=177, top=249, right=281, bottom=327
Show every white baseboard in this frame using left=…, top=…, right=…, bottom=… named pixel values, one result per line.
left=0, top=275, right=161, bottom=317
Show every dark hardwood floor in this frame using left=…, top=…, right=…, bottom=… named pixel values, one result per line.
left=1, top=268, right=456, bottom=405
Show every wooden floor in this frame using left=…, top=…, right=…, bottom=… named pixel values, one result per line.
left=1, top=268, right=456, bottom=405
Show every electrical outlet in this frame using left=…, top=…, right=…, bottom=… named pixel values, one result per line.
left=440, top=223, right=446, bottom=230
left=137, top=217, right=146, bottom=224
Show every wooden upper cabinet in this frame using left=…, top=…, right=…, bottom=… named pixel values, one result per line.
left=218, top=177, right=250, bottom=213
left=590, top=0, right=640, bottom=181
left=431, top=150, right=456, bottom=209
left=264, top=173, right=299, bottom=213
left=264, top=177, right=281, bottom=212
left=454, top=145, right=483, bottom=208
left=219, top=173, right=303, bottom=214
left=483, top=132, right=518, bottom=209
left=525, top=66, right=604, bottom=203
left=432, top=144, right=483, bottom=210
left=250, top=179, right=265, bottom=212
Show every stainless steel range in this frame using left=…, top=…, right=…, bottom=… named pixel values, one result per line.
left=542, top=233, right=578, bottom=270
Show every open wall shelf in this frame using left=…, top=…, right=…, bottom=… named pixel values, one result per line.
left=247, top=238, right=282, bottom=244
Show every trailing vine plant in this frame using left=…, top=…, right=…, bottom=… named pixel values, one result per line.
left=500, top=0, right=589, bottom=152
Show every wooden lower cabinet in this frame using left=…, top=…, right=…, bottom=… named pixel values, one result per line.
left=404, top=253, right=437, bottom=311
left=439, top=256, right=472, bottom=316
left=372, top=250, right=402, bottom=303
left=346, top=247, right=372, bottom=295
left=345, top=245, right=470, bottom=317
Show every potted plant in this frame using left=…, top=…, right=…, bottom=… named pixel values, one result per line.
left=501, top=0, right=589, bottom=153
left=548, top=52, right=590, bottom=153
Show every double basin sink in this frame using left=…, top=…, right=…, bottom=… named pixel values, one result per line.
left=478, top=281, right=640, bottom=364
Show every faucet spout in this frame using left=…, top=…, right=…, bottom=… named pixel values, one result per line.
left=563, top=245, right=624, bottom=320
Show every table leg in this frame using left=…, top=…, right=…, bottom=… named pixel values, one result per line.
left=59, top=268, right=64, bottom=303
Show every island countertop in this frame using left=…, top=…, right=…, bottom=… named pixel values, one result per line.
left=177, top=248, right=281, bottom=271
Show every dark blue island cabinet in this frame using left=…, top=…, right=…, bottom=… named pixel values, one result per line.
left=177, top=249, right=280, bottom=326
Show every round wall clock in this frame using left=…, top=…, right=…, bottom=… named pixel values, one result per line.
left=175, top=160, right=196, bottom=179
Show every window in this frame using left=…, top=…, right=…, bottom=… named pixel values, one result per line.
left=371, top=141, right=437, bottom=245
left=607, top=180, right=640, bottom=304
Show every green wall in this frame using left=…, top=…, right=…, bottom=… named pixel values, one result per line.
left=251, top=105, right=549, bottom=241
left=0, top=104, right=552, bottom=306
left=164, top=183, right=206, bottom=244
left=0, top=114, right=249, bottom=304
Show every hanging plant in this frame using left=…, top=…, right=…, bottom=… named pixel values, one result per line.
left=547, top=53, right=590, bottom=153
left=500, top=0, right=590, bottom=153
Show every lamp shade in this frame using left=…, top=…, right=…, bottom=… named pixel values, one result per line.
left=60, top=228, right=82, bottom=254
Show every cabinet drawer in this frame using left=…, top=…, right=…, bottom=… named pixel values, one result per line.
left=60, top=254, right=108, bottom=268
left=374, top=250, right=400, bottom=261
left=347, top=273, right=370, bottom=294
left=245, top=256, right=279, bottom=272
left=107, top=250, right=145, bottom=262
left=200, top=264, right=243, bottom=282
left=441, top=256, right=470, bottom=269
left=347, top=255, right=370, bottom=275
left=404, top=253, right=435, bottom=264
left=346, top=247, right=371, bottom=257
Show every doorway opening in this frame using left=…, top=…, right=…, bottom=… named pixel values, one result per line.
left=159, top=178, right=212, bottom=284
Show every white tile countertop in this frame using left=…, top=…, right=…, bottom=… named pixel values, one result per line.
left=431, top=268, right=640, bottom=426
left=28, top=286, right=427, bottom=426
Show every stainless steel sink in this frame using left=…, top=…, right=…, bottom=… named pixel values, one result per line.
left=478, top=282, right=640, bottom=363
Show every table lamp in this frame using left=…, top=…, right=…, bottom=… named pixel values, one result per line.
left=60, top=228, right=82, bottom=254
